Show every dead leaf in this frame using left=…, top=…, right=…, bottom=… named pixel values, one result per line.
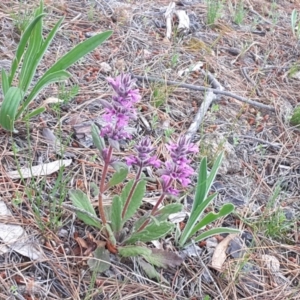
left=0, top=201, right=43, bottom=260
left=42, top=97, right=64, bottom=106
left=7, top=159, right=72, bottom=179
left=211, top=234, right=237, bottom=271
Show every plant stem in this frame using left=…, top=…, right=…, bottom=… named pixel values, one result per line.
left=137, top=193, right=166, bottom=232
left=121, top=166, right=142, bottom=219
left=98, top=145, right=113, bottom=226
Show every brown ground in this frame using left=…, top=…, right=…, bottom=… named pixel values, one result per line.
left=0, top=0, right=300, bottom=299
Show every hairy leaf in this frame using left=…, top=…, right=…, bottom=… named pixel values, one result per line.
left=110, top=196, right=122, bottom=234
left=143, top=249, right=183, bottom=268
left=125, top=221, right=174, bottom=244
left=91, top=123, right=105, bottom=153
left=87, top=247, right=110, bottom=273
left=118, top=245, right=151, bottom=257
left=69, top=189, right=100, bottom=228
left=108, top=167, right=128, bottom=187
left=122, top=180, right=146, bottom=224
left=154, top=203, right=183, bottom=222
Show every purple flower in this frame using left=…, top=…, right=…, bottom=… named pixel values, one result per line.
left=100, top=74, right=140, bottom=144
left=126, top=137, right=161, bottom=169
left=161, top=136, right=198, bottom=195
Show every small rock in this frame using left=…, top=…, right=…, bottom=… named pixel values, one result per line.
left=227, top=237, right=245, bottom=259
left=206, top=237, right=218, bottom=254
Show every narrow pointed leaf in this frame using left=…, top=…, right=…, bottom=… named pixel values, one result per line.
left=17, top=70, right=70, bottom=118
left=23, top=107, right=46, bottom=120
left=206, top=152, right=224, bottom=195
left=118, top=246, right=151, bottom=257
left=9, top=14, right=45, bottom=84
left=43, top=31, right=112, bottom=75
left=178, top=193, right=217, bottom=247
left=193, top=227, right=240, bottom=244
left=110, top=196, right=122, bottom=234
left=193, top=157, right=207, bottom=210
left=1, top=69, right=9, bottom=96
left=108, top=167, right=128, bottom=187
left=69, top=189, right=100, bottom=228
left=189, top=203, right=235, bottom=237
left=122, top=179, right=146, bottom=224
left=125, top=221, right=174, bottom=244
left=0, top=87, right=24, bottom=131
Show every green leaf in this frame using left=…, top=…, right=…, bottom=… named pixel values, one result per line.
left=20, top=17, right=64, bottom=93
left=137, top=258, right=168, bottom=283
left=108, top=167, right=128, bottom=187
left=178, top=193, right=217, bottom=247
left=142, top=249, right=183, bottom=268
left=192, top=156, right=207, bottom=210
left=120, top=180, right=134, bottom=206
left=87, top=247, right=110, bottom=273
left=69, top=189, right=101, bottom=228
left=91, top=123, right=105, bottom=152
left=0, top=87, right=24, bottom=131
left=110, top=196, right=123, bottom=234
left=44, top=31, right=112, bottom=75
left=18, top=70, right=71, bottom=118
left=193, top=227, right=240, bottom=244
left=1, top=69, right=9, bottom=96
left=19, top=11, right=43, bottom=92
left=154, top=203, right=183, bottom=222
left=125, top=221, right=174, bottom=244
left=23, top=107, right=46, bottom=120
left=189, top=203, right=235, bottom=237
left=122, top=179, right=146, bottom=224
left=206, top=152, right=224, bottom=197
left=9, top=14, right=45, bottom=85
left=118, top=245, right=151, bottom=257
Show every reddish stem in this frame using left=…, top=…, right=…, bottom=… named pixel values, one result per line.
left=98, top=145, right=113, bottom=226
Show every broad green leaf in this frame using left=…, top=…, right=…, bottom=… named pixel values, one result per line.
left=132, top=214, right=149, bottom=232
left=9, top=14, right=45, bottom=85
left=125, top=221, right=174, bottom=244
left=110, top=196, right=123, bottom=234
left=23, top=107, right=46, bottom=120
left=108, top=167, right=128, bottom=187
left=193, top=227, right=240, bottom=244
left=43, top=31, right=112, bottom=75
left=178, top=193, right=217, bottom=247
left=122, top=179, right=146, bottom=224
left=18, top=70, right=70, bottom=118
left=69, top=189, right=100, bottom=228
left=154, top=203, right=183, bottom=222
left=118, top=245, right=151, bottom=257
left=189, top=203, right=235, bottom=237
left=87, top=247, right=110, bottom=273
left=0, top=87, right=24, bottom=131
left=142, top=249, right=183, bottom=268
left=1, top=69, right=9, bottom=96
left=91, top=123, right=105, bottom=152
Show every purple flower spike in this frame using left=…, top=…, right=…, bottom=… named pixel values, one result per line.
left=126, top=137, right=161, bottom=169
left=100, top=74, right=141, bottom=144
left=161, top=136, right=198, bottom=195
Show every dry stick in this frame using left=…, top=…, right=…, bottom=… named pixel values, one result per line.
left=186, top=70, right=224, bottom=140
left=132, top=74, right=275, bottom=112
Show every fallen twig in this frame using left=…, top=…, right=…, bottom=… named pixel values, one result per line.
left=132, top=74, right=275, bottom=112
